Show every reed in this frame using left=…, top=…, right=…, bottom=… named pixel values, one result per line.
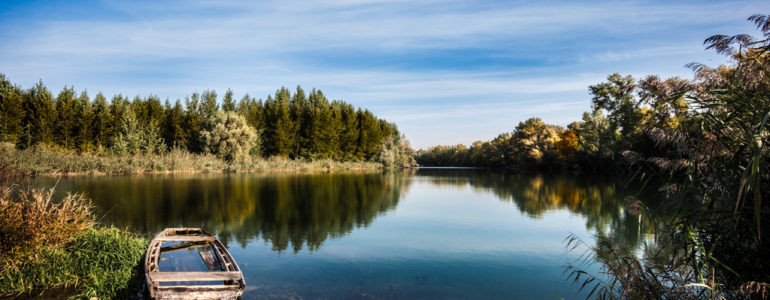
left=0, top=185, right=92, bottom=264
left=0, top=142, right=384, bottom=177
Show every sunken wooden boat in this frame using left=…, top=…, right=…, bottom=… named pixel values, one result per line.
left=145, top=228, right=246, bottom=299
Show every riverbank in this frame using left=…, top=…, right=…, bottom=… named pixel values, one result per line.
left=0, top=185, right=147, bottom=298
left=0, top=143, right=383, bottom=178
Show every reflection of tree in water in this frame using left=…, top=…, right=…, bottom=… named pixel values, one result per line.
left=42, top=172, right=410, bottom=252
left=416, top=168, right=660, bottom=248
left=34, top=169, right=656, bottom=252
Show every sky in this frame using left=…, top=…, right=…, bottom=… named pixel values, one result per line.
left=0, top=0, right=766, bottom=149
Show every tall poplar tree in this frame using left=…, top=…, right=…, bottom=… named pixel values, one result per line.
left=74, top=90, right=92, bottom=152
left=263, top=89, right=294, bottom=157
left=20, top=80, right=55, bottom=148
left=54, top=86, right=78, bottom=149
left=356, top=109, right=382, bottom=160
left=163, top=100, right=187, bottom=149
left=184, top=92, right=204, bottom=152
left=201, top=90, right=218, bottom=119
left=222, top=89, right=236, bottom=112
left=91, top=92, right=112, bottom=148
left=0, top=74, right=24, bottom=143
left=338, top=103, right=359, bottom=160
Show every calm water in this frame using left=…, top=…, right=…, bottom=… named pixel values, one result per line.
left=21, top=169, right=656, bottom=299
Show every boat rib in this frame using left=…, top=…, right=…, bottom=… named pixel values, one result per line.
left=144, top=228, right=245, bottom=300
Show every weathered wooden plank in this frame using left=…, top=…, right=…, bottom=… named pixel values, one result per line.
left=157, top=286, right=243, bottom=300
left=149, top=271, right=242, bottom=282
left=156, top=235, right=216, bottom=242
left=158, top=285, right=241, bottom=291
left=198, top=250, right=221, bottom=271
left=160, top=241, right=210, bottom=253
left=153, top=241, right=161, bottom=273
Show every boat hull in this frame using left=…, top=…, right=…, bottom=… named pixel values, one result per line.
left=144, top=228, right=245, bottom=300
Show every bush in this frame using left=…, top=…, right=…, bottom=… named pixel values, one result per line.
left=200, top=110, right=259, bottom=164
left=376, top=135, right=417, bottom=169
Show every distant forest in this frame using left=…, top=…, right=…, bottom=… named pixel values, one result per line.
left=0, top=74, right=401, bottom=161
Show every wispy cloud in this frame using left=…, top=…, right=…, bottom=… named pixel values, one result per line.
left=0, top=0, right=764, bottom=148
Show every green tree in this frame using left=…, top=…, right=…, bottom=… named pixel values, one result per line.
left=338, top=103, right=359, bottom=160
left=290, top=86, right=309, bottom=157
left=132, top=95, right=164, bottom=128
left=163, top=100, right=187, bottom=149
left=91, top=92, right=112, bottom=149
left=184, top=92, right=204, bottom=153
left=312, top=100, right=341, bottom=159
left=509, top=117, right=563, bottom=167
left=263, top=88, right=294, bottom=157
left=589, top=73, right=644, bottom=150
left=19, top=80, right=55, bottom=148
left=237, top=94, right=263, bottom=136
left=356, top=109, right=382, bottom=160
left=74, top=90, right=93, bottom=152
left=590, top=74, right=637, bottom=132
left=200, top=90, right=218, bottom=119
left=222, top=89, right=236, bottom=112
left=112, top=109, right=165, bottom=155
left=0, top=74, right=24, bottom=143
left=109, top=95, right=128, bottom=146
left=54, top=86, right=79, bottom=149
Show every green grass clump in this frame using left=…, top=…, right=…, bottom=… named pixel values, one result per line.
left=0, top=184, right=149, bottom=299
left=1, top=227, right=148, bottom=299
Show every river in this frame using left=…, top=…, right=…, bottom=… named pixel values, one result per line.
left=21, top=168, right=657, bottom=299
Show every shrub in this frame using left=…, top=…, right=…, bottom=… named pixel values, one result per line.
left=376, top=135, right=417, bottom=169
left=200, top=110, right=259, bottom=164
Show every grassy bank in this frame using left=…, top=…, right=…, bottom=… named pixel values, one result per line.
left=0, top=142, right=383, bottom=178
left=0, top=185, right=148, bottom=299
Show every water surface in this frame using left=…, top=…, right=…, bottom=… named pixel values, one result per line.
left=23, top=169, right=655, bottom=299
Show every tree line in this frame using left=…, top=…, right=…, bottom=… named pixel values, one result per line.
left=416, top=72, right=696, bottom=173
left=0, top=77, right=412, bottom=163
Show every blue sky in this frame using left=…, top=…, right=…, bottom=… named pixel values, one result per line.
left=0, top=0, right=766, bottom=148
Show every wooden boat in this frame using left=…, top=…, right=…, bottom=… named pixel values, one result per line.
left=145, top=228, right=246, bottom=299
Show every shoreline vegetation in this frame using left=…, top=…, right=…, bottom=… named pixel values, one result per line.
left=0, top=142, right=385, bottom=178
left=420, top=15, right=770, bottom=298
left=0, top=185, right=147, bottom=299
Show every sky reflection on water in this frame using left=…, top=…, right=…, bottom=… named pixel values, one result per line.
left=22, top=169, right=655, bottom=299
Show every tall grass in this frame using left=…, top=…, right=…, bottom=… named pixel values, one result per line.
left=0, top=142, right=385, bottom=177
left=0, top=185, right=92, bottom=264
left=0, top=185, right=148, bottom=299
left=564, top=233, right=719, bottom=300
